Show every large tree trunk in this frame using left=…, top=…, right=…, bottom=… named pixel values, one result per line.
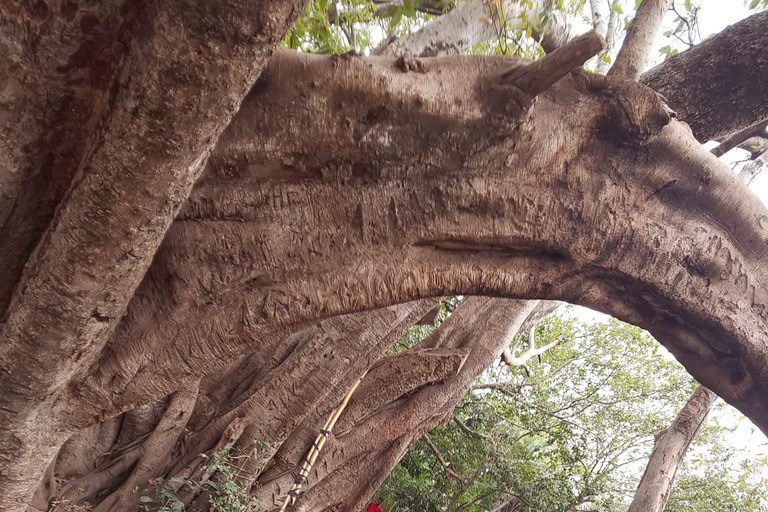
left=65, top=49, right=767, bottom=437
left=2, top=1, right=768, bottom=509
left=0, top=0, right=304, bottom=509
left=628, top=385, right=718, bottom=512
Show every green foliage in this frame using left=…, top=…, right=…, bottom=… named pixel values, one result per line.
left=375, top=312, right=768, bottom=512
left=140, top=442, right=269, bottom=512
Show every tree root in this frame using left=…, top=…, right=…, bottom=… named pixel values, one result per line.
left=90, top=384, right=200, bottom=512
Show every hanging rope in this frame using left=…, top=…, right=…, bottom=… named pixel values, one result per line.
left=277, top=373, right=366, bottom=511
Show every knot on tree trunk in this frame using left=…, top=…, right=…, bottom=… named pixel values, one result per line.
left=591, top=77, right=673, bottom=147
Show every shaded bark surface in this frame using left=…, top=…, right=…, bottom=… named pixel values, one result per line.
left=72, top=50, right=767, bottom=438
left=38, top=302, right=431, bottom=512
left=0, top=0, right=305, bottom=509
left=256, top=298, right=540, bottom=511
left=641, top=10, right=768, bottom=142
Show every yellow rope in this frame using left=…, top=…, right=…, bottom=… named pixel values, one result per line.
left=277, top=374, right=366, bottom=511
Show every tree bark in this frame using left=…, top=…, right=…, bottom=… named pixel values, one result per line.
left=78, top=49, right=768, bottom=439
left=2, top=3, right=768, bottom=509
left=0, top=1, right=306, bottom=508
left=609, top=0, right=673, bottom=81
left=41, top=302, right=431, bottom=511
left=255, top=298, right=540, bottom=511
left=627, top=385, right=718, bottom=512
left=641, top=10, right=768, bottom=141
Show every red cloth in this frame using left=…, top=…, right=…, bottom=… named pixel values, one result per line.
left=365, top=503, right=383, bottom=512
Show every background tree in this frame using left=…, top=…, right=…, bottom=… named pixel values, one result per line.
left=376, top=313, right=768, bottom=511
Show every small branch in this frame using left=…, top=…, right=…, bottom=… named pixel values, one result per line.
left=422, top=434, right=468, bottom=484
left=712, top=119, right=768, bottom=157
left=501, top=331, right=563, bottom=367
left=608, top=0, right=673, bottom=81
left=589, top=0, right=607, bottom=38
left=502, top=30, right=604, bottom=95
left=445, top=457, right=487, bottom=512
left=453, top=416, right=490, bottom=440
left=596, top=2, right=619, bottom=75
left=471, top=382, right=520, bottom=397
left=737, top=151, right=768, bottom=185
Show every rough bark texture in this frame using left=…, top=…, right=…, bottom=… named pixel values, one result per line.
left=36, top=302, right=431, bottom=511
left=641, top=10, right=768, bottom=142
left=92, top=49, right=767, bottom=439
left=0, top=0, right=305, bottom=508
left=628, top=385, right=718, bottom=512
left=255, top=298, right=539, bottom=511
left=1, top=2, right=768, bottom=510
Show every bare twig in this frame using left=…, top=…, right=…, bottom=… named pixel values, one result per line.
left=609, top=0, right=673, bottom=81
left=453, top=415, right=490, bottom=440
left=501, top=329, right=562, bottom=368
left=422, top=434, right=468, bottom=484
left=446, top=457, right=488, bottom=512
left=471, top=382, right=520, bottom=397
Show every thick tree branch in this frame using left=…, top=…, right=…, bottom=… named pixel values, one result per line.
left=627, top=385, right=717, bottom=512
left=140, top=51, right=768, bottom=440
left=641, top=11, right=768, bottom=141
left=609, top=0, right=673, bottom=80
left=596, top=3, right=619, bottom=75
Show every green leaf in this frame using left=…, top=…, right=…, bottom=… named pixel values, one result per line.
left=602, top=53, right=611, bottom=64
left=750, top=0, right=760, bottom=8
left=612, top=3, right=624, bottom=14
left=685, top=0, right=692, bottom=11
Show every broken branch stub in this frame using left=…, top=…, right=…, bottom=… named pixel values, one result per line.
left=502, top=30, right=604, bottom=96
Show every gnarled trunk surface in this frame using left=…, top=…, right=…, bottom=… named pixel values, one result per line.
left=70, top=49, right=765, bottom=437
left=1, top=1, right=768, bottom=510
